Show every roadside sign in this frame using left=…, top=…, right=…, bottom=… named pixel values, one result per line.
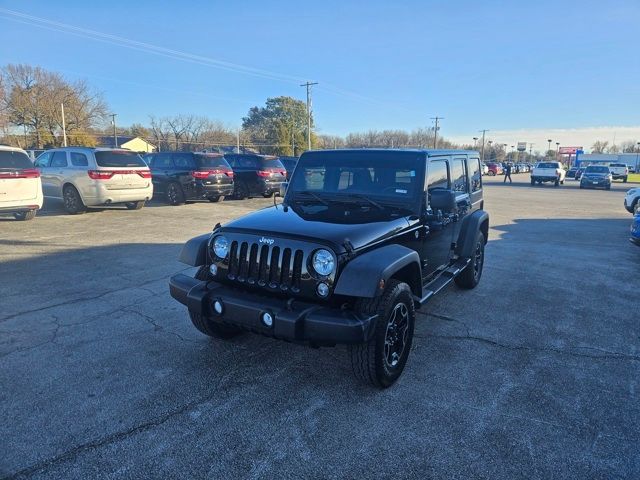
left=517, top=142, right=527, bottom=152
left=558, top=146, right=582, bottom=155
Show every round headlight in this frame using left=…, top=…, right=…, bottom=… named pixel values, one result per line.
left=213, top=236, right=229, bottom=258
left=312, top=249, right=335, bottom=276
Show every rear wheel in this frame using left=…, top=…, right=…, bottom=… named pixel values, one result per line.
left=488, top=171, right=496, bottom=176
left=125, top=200, right=145, bottom=210
left=63, top=185, right=86, bottom=214
left=455, top=231, right=485, bottom=289
left=233, top=181, right=249, bottom=200
left=554, top=177, right=560, bottom=187
left=208, top=196, right=223, bottom=203
left=348, top=280, right=415, bottom=388
left=166, top=183, right=184, bottom=206
left=188, top=267, right=243, bottom=339
left=13, top=209, right=37, bottom=221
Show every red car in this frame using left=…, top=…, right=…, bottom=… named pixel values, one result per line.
left=486, top=162, right=503, bottom=176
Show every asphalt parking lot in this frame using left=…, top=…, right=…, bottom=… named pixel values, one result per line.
left=1, top=176, right=639, bottom=479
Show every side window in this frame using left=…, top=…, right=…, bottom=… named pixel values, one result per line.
left=50, top=151, right=68, bottom=168
left=151, top=154, right=173, bottom=169
left=35, top=152, right=52, bottom=168
left=427, top=159, right=449, bottom=192
left=470, top=158, right=482, bottom=192
left=70, top=152, right=88, bottom=167
left=451, top=158, right=468, bottom=193
left=172, top=153, right=193, bottom=169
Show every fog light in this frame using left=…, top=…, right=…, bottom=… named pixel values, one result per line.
left=209, top=264, right=218, bottom=276
left=213, top=300, right=223, bottom=315
left=261, top=312, right=274, bottom=327
left=316, top=282, right=329, bottom=297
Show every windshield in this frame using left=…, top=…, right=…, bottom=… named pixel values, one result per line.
left=287, top=151, right=422, bottom=204
left=193, top=154, right=230, bottom=168
left=537, top=162, right=559, bottom=168
left=0, top=150, right=32, bottom=169
left=585, top=166, right=609, bottom=173
left=95, top=150, right=146, bottom=167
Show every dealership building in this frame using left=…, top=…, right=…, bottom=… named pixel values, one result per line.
left=574, top=152, right=640, bottom=171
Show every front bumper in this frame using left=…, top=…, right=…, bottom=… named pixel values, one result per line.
left=581, top=179, right=610, bottom=189
left=169, top=273, right=377, bottom=345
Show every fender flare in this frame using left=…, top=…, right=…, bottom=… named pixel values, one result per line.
left=334, top=244, right=422, bottom=298
left=178, top=233, right=211, bottom=266
left=455, top=210, right=489, bottom=258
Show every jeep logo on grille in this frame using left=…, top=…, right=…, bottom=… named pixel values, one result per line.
left=259, top=237, right=275, bottom=245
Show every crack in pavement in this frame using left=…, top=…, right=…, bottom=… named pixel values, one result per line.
left=0, top=268, right=190, bottom=324
left=125, top=308, right=201, bottom=344
left=417, top=333, right=640, bottom=362
left=0, top=315, right=62, bottom=360
left=3, top=342, right=274, bottom=479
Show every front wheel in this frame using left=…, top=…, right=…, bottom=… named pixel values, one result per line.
left=166, top=183, right=184, bottom=206
left=488, top=171, right=496, bottom=176
left=125, top=200, right=145, bottom=210
left=208, top=196, right=223, bottom=203
left=554, top=177, right=560, bottom=186
left=13, top=209, right=37, bottom=221
left=233, top=181, right=249, bottom=200
left=455, top=231, right=485, bottom=289
left=348, top=280, right=415, bottom=388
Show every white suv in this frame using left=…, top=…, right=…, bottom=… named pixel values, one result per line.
left=0, top=145, right=43, bottom=221
left=35, top=147, right=153, bottom=214
left=624, top=187, right=640, bottom=214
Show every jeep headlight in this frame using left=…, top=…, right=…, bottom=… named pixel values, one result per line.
left=213, top=235, right=229, bottom=259
left=312, top=249, right=335, bottom=276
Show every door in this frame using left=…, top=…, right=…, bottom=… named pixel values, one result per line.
left=48, top=151, right=69, bottom=198
left=35, top=152, right=54, bottom=196
left=451, top=157, right=472, bottom=242
left=171, top=153, right=196, bottom=199
left=468, top=157, right=483, bottom=212
left=422, top=157, right=454, bottom=277
left=149, top=153, right=173, bottom=195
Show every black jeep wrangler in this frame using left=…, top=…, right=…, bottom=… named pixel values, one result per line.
left=170, top=149, right=488, bottom=387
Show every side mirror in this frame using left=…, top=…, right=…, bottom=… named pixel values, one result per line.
left=429, top=189, right=457, bottom=212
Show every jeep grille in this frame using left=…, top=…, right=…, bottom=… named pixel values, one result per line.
left=227, top=240, right=305, bottom=292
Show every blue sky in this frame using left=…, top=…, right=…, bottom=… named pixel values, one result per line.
left=1, top=0, right=639, bottom=149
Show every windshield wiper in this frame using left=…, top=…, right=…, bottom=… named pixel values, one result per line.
left=333, top=193, right=384, bottom=210
left=293, top=190, right=329, bottom=206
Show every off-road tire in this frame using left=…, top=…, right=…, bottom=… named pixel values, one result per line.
left=125, top=200, right=145, bottom=210
left=455, top=230, right=485, bottom=289
left=188, top=267, right=243, bottom=339
left=63, top=185, right=86, bottom=214
left=208, top=196, right=223, bottom=203
left=348, top=280, right=415, bottom=388
left=13, top=209, right=37, bottom=221
left=166, top=182, right=185, bottom=206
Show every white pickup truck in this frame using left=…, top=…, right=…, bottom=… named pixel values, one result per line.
left=531, top=161, right=566, bottom=186
left=608, top=163, right=629, bottom=182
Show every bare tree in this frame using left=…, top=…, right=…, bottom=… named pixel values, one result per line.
left=591, top=140, right=609, bottom=154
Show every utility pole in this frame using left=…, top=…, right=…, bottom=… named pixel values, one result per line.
left=473, top=137, right=478, bottom=148
left=110, top=113, right=118, bottom=148
left=61, top=103, right=68, bottom=147
left=479, top=129, right=489, bottom=162
left=431, top=116, right=444, bottom=148
left=556, top=142, right=560, bottom=160
left=300, top=81, right=318, bottom=150
left=547, top=138, right=552, bottom=156
left=236, top=128, right=240, bottom=153
left=529, top=143, right=534, bottom=162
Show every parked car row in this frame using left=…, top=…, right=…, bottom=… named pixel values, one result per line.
left=0, top=145, right=294, bottom=220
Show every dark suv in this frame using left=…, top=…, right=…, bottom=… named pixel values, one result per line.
left=224, top=154, right=287, bottom=199
left=170, top=149, right=488, bottom=388
left=145, top=152, right=234, bottom=204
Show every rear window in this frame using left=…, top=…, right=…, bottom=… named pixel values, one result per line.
left=585, top=166, right=609, bottom=173
left=95, top=150, right=146, bottom=168
left=0, top=150, right=32, bottom=169
left=193, top=154, right=230, bottom=168
left=537, top=162, right=559, bottom=168
left=609, top=163, right=626, bottom=167
left=259, top=156, right=285, bottom=169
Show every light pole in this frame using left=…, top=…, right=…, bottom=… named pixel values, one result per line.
left=636, top=142, right=640, bottom=172
left=556, top=142, right=560, bottom=159
left=547, top=139, right=552, bottom=157
left=300, top=81, right=318, bottom=150
left=473, top=137, right=478, bottom=149
left=479, top=130, right=489, bottom=162
left=110, top=113, right=118, bottom=148
left=488, top=140, right=493, bottom=161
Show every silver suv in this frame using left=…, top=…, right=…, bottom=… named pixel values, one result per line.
left=35, top=147, right=153, bottom=214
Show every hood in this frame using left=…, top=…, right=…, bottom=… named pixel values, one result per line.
left=220, top=204, right=411, bottom=253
